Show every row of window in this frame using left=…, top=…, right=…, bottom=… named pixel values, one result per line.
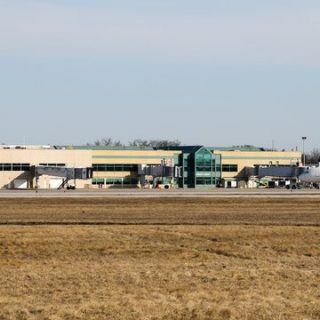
left=196, top=161, right=214, bottom=167
left=92, top=164, right=138, bottom=172
left=92, top=177, right=139, bottom=185
left=222, top=165, right=238, bottom=172
left=0, top=163, right=69, bottom=171
left=181, top=177, right=223, bottom=186
left=196, top=177, right=215, bottom=185
left=0, top=163, right=30, bottom=171
left=196, top=166, right=221, bottom=172
left=189, top=165, right=238, bottom=172
left=184, top=161, right=217, bottom=166
left=0, top=162, right=238, bottom=173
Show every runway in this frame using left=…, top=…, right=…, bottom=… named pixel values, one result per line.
left=1, top=189, right=320, bottom=198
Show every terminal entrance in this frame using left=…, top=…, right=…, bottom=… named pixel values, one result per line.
left=177, top=146, right=221, bottom=188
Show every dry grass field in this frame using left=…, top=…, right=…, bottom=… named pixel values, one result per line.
left=0, top=198, right=319, bottom=320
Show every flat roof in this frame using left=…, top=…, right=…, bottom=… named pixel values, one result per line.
left=0, top=144, right=283, bottom=152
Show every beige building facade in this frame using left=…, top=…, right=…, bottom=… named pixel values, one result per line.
left=0, top=147, right=92, bottom=189
left=91, top=149, right=181, bottom=187
left=0, top=145, right=302, bottom=189
left=214, top=150, right=301, bottom=180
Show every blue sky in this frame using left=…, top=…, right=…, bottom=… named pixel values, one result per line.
left=0, top=0, right=319, bottom=150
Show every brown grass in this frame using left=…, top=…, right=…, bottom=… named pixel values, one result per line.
left=0, top=198, right=320, bottom=225
left=0, top=198, right=319, bottom=319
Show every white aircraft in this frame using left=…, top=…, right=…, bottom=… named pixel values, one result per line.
left=299, top=165, right=320, bottom=183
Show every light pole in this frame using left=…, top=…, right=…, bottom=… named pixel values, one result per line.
left=302, top=137, right=307, bottom=165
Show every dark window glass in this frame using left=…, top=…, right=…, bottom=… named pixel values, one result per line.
left=0, top=163, right=30, bottom=171
left=12, top=164, right=22, bottom=171
left=222, top=165, right=238, bottom=172
left=196, top=177, right=212, bottom=185
left=196, top=166, right=212, bottom=171
left=3, top=164, right=12, bottom=171
left=92, top=177, right=138, bottom=185
left=196, top=161, right=211, bottom=167
left=122, top=164, right=138, bottom=172
left=21, top=164, right=30, bottom=171
left=92, top=178, right=105, bottom=184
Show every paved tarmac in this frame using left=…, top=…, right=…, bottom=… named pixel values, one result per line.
left=1, top=189, right=320, bottom=198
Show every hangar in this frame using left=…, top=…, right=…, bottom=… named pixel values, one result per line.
left=0, top=145, right=301, bottom=189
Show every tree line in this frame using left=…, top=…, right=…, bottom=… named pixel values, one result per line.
left=305, top=149, right=320, bottom=164
left=86, top=138, right=181, bottom=149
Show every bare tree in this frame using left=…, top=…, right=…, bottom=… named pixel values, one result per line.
left=86, top=138, right=180, bottom=148
left=101, top=138, right=113, bottom=146
left=113, top=140, right=123, bottom=147
left=150, top=139, right=181, bottom=148
left=306, top=148, right=320, bottom=164
left=129, top=139, right=150, bottom=147
left=128, top=139, right=181, bottom=148
left=87, top=138, right=124, bottom=147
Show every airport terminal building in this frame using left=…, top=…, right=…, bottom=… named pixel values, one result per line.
left=0, top=145, right=301, bottom=189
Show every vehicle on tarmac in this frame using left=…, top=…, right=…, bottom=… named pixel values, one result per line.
left=299, top=165, right=320, bottom=184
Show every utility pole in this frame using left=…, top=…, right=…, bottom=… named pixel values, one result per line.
left=302, top=137, right=307, bottom=165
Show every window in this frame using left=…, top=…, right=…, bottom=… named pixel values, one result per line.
left=21, top=164, right=30, bottom=171
left=196, top=166, right=212, bottom=171
left=12, top=164, right=22, bottom=171
left=222, top=164, right=238, bottom=172
left=0, top=163, right=30, bottom=171
left=195, top=149, right=214, bottom=173
left=3, top=164, right=11, bottom=171
left=92, top=177, right=138, bottom=185
left=196, top=177, right=213, bottom=185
